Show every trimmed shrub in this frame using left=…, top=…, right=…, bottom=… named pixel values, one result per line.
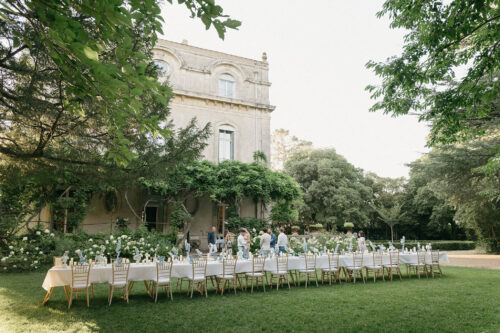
left=371, top=240, right=476, bottom=251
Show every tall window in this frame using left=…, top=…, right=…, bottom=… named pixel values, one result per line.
left=154, top=60, right=169, bottom=79
left=218, top=73, right=235, bottom=98
left=218, top=127, right=234, bottom=162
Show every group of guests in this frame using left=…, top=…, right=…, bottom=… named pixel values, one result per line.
left=207, top=226, right=289, bottom=258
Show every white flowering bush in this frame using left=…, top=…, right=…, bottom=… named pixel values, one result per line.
left=288, top=232, right=357, bottom=254
left=0, top=226, right=176, bottom=272
left=0, top=227, right=56, bottom=272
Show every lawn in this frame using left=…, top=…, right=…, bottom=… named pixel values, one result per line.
left=0, top=267, right=499, bottom=333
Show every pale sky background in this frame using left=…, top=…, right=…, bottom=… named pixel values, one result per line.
left=159, top=0, right=430, bottom=178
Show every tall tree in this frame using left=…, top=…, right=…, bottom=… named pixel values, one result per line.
left=375, top=203, right=405, bottom=242
left=271, top=128, right=313, bottom=170
left=408, top=125, right=500, bottom=252
left=285, top=149, right=372, bottom=230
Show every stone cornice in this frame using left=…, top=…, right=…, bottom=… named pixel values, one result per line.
left=172, top=89, right=275, bottom=112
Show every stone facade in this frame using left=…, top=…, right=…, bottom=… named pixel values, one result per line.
left=34, top=40, right=274, bottom=250
left=153, top=39, right=274, bottom=163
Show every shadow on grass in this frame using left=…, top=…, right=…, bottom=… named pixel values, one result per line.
left=0, top=267, right=499, bottom=332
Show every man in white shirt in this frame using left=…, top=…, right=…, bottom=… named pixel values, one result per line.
left=237, top=229, right=247, bottom=257
left=260, top=227, right=271, bottom=256
left=277, top=227, right=288, bottom=254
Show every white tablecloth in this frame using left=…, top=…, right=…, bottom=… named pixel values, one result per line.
left=42, top=252, right=449, bottom=291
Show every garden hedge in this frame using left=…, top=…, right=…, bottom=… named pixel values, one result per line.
left=372, top=240, right=476, bottom=251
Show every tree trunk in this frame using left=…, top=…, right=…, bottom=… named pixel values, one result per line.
left=390, top=225, right=394, bottom=243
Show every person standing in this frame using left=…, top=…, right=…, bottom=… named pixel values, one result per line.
left=260, top=228, right=271, bottom=256
left=208, top=226, right=216, bottom=250
left=269, top=228, right=276, bottom=251
left=237, top=229, right=247, bottom=258
left=277, top=227, right=288, bottom=254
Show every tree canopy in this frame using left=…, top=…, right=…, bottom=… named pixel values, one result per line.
left=367, top=0, right=499, bottom=146
left=284, top=149, right=372, bottom=230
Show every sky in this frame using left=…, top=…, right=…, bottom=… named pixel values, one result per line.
left=159, top=0, right=430, bottom=178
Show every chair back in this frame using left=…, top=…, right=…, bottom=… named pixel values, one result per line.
left=417, top=251, right=427, bottom=265
left=222, top=258, right=237, bottom=277
left=431, top=251, right=440, bottom=264
left=373, top=252, right=383, bottom=266
left=71, top=263, right=91, bottom=288
left=191, top=258, right=207, bottom=278
left=389, top=251, right=399, bottom=265
left=352, top=253, right=363, bottom=267
left=304, top=254, right=316, bottom=270
left=327, top=253, right=340, bottom=270
left=156, top=261, right=173, bottom=282
left=112, top=260, right=130, bottom=285
left=252, top=256, right=266, bottom=273
left=276, top=255, right=288, bottom=272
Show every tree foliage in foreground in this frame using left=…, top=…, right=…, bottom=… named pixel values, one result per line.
left=0, top=0, right=240, bottom=165
left=367, top=0, right=499, bottom=145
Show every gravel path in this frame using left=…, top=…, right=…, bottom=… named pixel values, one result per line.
left=442, top=250, right=500, bottom=270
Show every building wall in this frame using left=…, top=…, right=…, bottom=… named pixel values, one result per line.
left=34, top=40, right=273, bottom=248
left=153, top=39, right=274, bottom=164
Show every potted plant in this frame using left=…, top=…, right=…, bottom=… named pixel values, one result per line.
left=343, top=222, right=354, bottom=234
left=310, top=223, right=324, bottom=232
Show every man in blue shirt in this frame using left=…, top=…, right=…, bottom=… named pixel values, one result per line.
left=269, top=228, right=276, bottom=250
left=208, top=226, right=216, bottom=248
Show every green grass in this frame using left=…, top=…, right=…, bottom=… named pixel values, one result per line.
left=0, top=267, right=499, bottom=333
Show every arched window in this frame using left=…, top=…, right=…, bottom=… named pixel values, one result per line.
left=154, top=60, right=169, bottom=78
left=218, top=73, right=235, bottom=98
left=218, top=125, right=235, bottom=162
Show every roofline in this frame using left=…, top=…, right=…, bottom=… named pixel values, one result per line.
left=155, top=39, right=268, bottom=67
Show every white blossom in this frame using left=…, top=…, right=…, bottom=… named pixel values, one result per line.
left=44, top=229, right=50, bottom=234
left=8, top=245, right=13, bottom=249
left=10, top=251, right=14, bottom=255
left=36, top=231, right=41, bottom=236
left=33, top=260, right=38, bottom=264
left=1, top=257, right=7, bottom=262
left=39, top=251, right=43, bottom=255
left=22, top=237, right=28, bottom=241
left=88, top=238, right=93, bottom=242
left=50, top=233, right=54, bottom=237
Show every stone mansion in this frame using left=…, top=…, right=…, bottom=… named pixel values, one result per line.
left=37, top=39, right=274, bottom=250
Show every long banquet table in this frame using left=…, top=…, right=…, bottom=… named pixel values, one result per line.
left=41, top=252, right=449, bottom=304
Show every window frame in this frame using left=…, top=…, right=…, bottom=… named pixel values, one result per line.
left=218, top=73, right=235, bottom=98
left=218, top=127, right=234, bottom=162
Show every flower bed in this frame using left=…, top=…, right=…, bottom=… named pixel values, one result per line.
left=0, top=227, right=176, bottom=272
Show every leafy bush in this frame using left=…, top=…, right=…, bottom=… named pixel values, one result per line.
left=226, top=217, right=268, bottom=233
left=343, top=222, right=354, bottom=228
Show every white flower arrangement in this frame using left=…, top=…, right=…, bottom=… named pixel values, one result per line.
left=44, top=229, right=50, bottom=234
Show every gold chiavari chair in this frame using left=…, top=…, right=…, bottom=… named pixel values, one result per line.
left=383, top=251, right=402, bottom=281
left=153, top=261, right=173, bottom=302
left=187, top=258, right=208, bottom=298
left=321, top=253, right=341, bottom=285
left=408, top=251, right=429, bottom=279
left=216, top=258, right=239, bottom=295
left=365, top=252, right=384, bottom=283
left=269, top=255, right=291, bottom=290
left=68, top=262, right=92, bottom=309
left=245, top=256, right=267, bottom=293
left=345, top=253, right=365, bottom=284
left=297, top=254, right=319, bottom=287
left=108, top=259, right=130, bottom=306
left=430, top=250, right=443, bottom=277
